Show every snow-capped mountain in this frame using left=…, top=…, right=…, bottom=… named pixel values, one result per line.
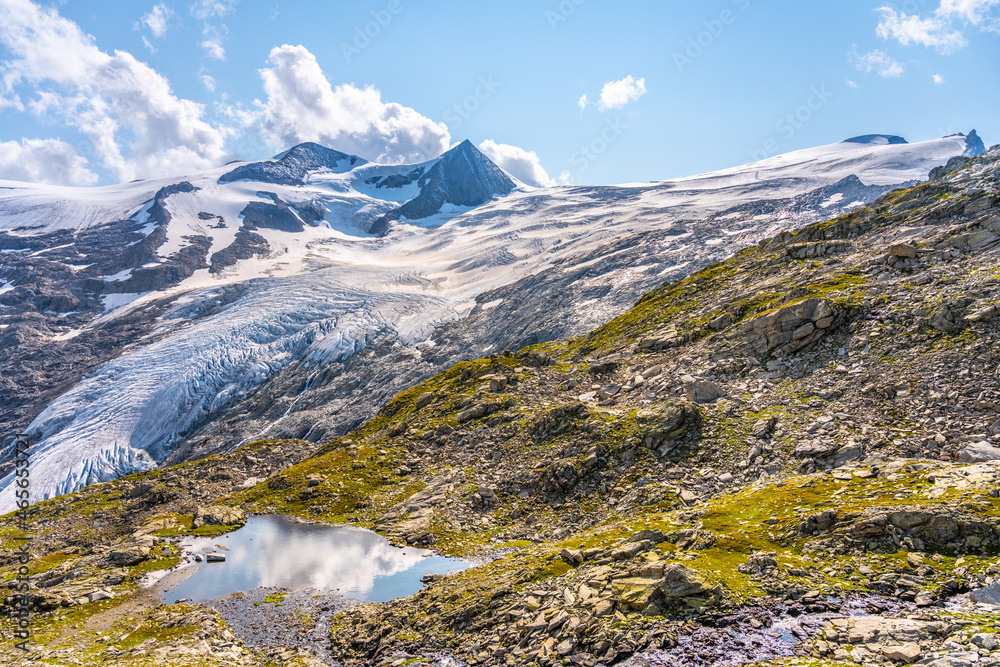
left=0, top=131, right=986, bottom=511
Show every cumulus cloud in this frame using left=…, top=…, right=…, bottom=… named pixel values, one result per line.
left=851, top=47, right=905, bottom=77
left=577, top=94, right=588, bottom=112
left=876, top=7, right=967, bottom=53
left=598, top=75, right=647, bottom=111
left=933, top=73, right=946, bottom=84
left=0, top=138, right=99, bottom=186
left=478, top=140, right=555, bottom=188
left=257, top=44, right=451, bottom=164
left=141, top=3, right=173, bottom=38
left=876, top=1, right=999, bottom=54
left=0, top=0, right=229, bottom=182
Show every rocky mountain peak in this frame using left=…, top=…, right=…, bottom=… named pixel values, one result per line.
left=964, top=129, right=987, bottom=157
left=369, top=139, right=516, bottom=235
left=219, top=142, right=367, bottom=186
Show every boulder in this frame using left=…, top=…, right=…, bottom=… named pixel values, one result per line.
left=626, top=529, right=666, bottom=544
left=751, top=417, right=778, bottom=439
left=414, top=392, right=436, bottom=410
left=736, top=298, right=840, bottom=358
left=87, top=589, right=114, bottom=603
left=881, top=643, right=921, bottom=663
left=736, top=551, right=778, bottom=576
left=929, top=305, right=960, bottom=332
left=560, top=548, right=584, bottom=565
left=658, top=563, right=711, bottom=601
left=636, top=401, right=701, bottom=442
left=685, top=381, right=726, bottom=404
left=192, top=505, right=247, bottom=529
left=887, top=243, right=917, bottom=260
left=971, top=581, right=1000, bottom=605
left=965, top=304, right=998, bottom=323
left=793, top=439, right=838, bottom=458
left=959, top=441, right=1000, bottom=463
left=108, top=546, right=150, bottom=566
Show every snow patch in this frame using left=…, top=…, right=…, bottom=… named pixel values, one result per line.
left=102, top=268, right=134, bottom=282
left=101, top=292, right=151, bottom=312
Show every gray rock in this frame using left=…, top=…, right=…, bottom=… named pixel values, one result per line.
left=636, top=401, right=701, bottom=441
left=658, top=563, right=710, bottom=600
left=192, top=505, right=247, bottom=529
left=560, top=548, right=584, bottom=565
left=971, top=581, right=1000, bottom=605
left=736, top=298, right=840, bottom=358
left=887, top=243, right=917, bottom=260
left=686, top=380, right=726, bottom=404
left=966, top=304, right=999, bottom=323
left=929, top=305, right=960, bottom=332
left=959, top=441, right=1000, bottom=463
left=751, top=417, right=778, bottom=439
left=108, top=546, right=150, bottom=566
left=881, top=643, right=921, bottom=662
left=87, top=589, right=114, bottom=603
left=626, top=529, right=666, bottom=544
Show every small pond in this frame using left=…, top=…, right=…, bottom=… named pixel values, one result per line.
left=155, top=514, right=470, bottom=604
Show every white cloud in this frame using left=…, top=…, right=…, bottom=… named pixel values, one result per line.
left=0, top=138, right=99, bottom=186
left=875, top=1, right=999, bottom=54
left=876, top=7, right=967, bottom=53
left=201, top=39, right=225, bottom=59
left=577, top=94, right=588, bottom=112
left=939, top=0, right=1000, bottom=24
left=189, top=0, right=239, bottom=20
left=0, top=0, right=229, bottom=182
left=191, top=4, right=233, bottom=61
left=846, top=79, right=859, bottom=88
left=142, top=3, right=173, bottom=38
left=598, top=75, right=647, bottom=111
left=933, top=73, right=946, bottom=84
left=0, top=90, right=24, bottom=110
left=257, top=44, right=451, bottom=164
left=851, top=48, right=905, bottom=77
left=200, top=69, right=217, bottom=92
left=141, top=35, right=157, bottom=53
left=478, top=140, right=554, bottom=188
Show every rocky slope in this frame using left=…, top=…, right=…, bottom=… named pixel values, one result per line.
left=3, top=143, right=1000, bottom=667
left=0, top=133, right=981, bottom=511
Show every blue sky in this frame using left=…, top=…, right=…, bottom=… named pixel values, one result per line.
left=0, top=0, right=996, bottom=187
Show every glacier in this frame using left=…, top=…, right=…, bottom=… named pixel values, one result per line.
left=0, top=132, right=986, bottom=512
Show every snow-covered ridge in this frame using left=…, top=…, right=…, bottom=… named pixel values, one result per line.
left=0, top=132, right=984, bottom=511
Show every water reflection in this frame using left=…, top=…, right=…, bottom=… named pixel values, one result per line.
left=161, top=515, right=468, bottom=604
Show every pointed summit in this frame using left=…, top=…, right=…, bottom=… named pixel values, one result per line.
left=964, top=129, right=986, bottom=157
left=370, top=140, right=516, bottom=235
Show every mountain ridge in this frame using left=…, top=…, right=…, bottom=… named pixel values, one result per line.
left=0, top=132, right=985, bottom=512
left=2, top=144, right=999, bottom=667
